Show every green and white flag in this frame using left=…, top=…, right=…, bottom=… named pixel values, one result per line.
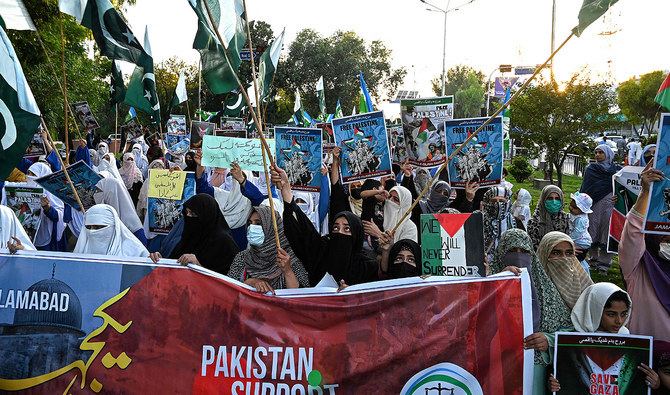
left=187, top=0, right=246, bottom=95
left=335, top=98, right=343, bottom=119
left=316, top=75, right=326, bottom=120
left=171, top=70, right=188, bottom=107
left=0, top=26, right=41, bottom=180
left=293, top=89, right=307, bottom=127
left=257, top=27, right=284, bottom=103
left=110, top=59, right=126, bottom=106
left=572, top=0, right=618, bottom=37
left=0, top=0, right=36, bottom=30
left=59, top=0, right=146, bottom=65
left=123, top=27, right=160, bottom=123
left=222, top=91, right=244, bottom=116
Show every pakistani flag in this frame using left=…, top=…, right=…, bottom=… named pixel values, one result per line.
left=187, top=0, right=247, bottom=95
left=335, top=98, right=343, bottom=119
left=123, top=27, right=160, bottom=123
left=110, top=60, right=126, bottom=105
left=223, top=91, right=245, bottom=116
left=572, top=0, right=618, bottom=37
left=59, top=0, right=146, bottom=65
left=316, top=75, right=326, bottom=120
left=0, top=0, right=36, bottom=30
left=655, top=73, right=670, bottom=111
left=0, top=26, right=41, bottom=180
left=258, top=28, right=284, bottom=102
left=171, top=70, right=188, bottom=107
left=359, top=71, right=373, bottom=114
left=293, top=89, right=307, bottom=127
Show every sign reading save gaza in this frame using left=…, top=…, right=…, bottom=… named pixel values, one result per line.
left=420, top=213, right=485, bottom=277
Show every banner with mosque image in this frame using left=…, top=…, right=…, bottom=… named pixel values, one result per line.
left=445, top=116, right=504, bottom=189
left=400, top=96, right=454, bottom=169
left=607, top=166, right=642, bottom=253
left=553, top=332, right=652, bottom=395
left=3, top=185, right=43, bottom=242
left=420, top=213, right=485, bottom=277
left=644, top=113, right=670, bottom=234
left=275, top=126, right=322, bottom=192
left=0, top=251, right=534, bottom=394
left=34, top=161, right=101, bottom=210
left=147, top=171, right=195, bottom=235
left=331, top=111, right=393, bottom=184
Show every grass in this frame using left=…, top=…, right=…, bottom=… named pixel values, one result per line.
left=509, top=170, right=625, bottom=288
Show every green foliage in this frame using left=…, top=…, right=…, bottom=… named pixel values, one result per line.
left=510, top=74, right=621, bottom=187
left=507, top=156, right=534, bottom=183
left=431, top=65, right=485, bottom=118
left=155, top=57, right=199, bottom=122
left=276, top=29, right=406, bottom=117
left=617, top=70, right=667, bottom=136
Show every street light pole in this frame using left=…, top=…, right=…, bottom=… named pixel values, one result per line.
left=550, top=0, right=556, bottom=83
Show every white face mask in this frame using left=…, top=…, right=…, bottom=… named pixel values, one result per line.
left=659, top=242, right=670, bottom=260
left=84, top=225, right=114, bottom=255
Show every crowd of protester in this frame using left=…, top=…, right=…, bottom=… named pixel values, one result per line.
left=1, top=130, right=669, bottom=393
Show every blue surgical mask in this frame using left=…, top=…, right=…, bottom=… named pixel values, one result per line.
left=247, top=224, right=265, bottom=246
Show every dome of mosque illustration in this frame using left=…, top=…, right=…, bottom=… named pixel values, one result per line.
left=12, top=278, right=84, bottom=336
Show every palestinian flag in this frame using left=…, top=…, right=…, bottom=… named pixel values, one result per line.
left=655, top=73, right=670, bottom=111
left=362, top=136, right=374, bottom=142
left=354, top=128, right=365, bottom=138
left=416, top=118, right=429, bottom=143
left=292, top=138, right=301, bottom=151
left=280, top=148, right=291, bottom=155
left=341, top=138, right=355, bottom=147
left=420, top=213, right=485, bottom=277
left=0, top=26, right=41, bottom=181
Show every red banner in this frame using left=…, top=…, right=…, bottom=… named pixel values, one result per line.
left=0, top=253, right=532, bottom=394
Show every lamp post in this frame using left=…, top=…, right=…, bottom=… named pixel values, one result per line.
left=420, top=0, right=475, bottom=96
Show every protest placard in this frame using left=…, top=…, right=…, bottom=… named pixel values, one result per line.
left=420, top=213, right=485, bottom=277
left=445, top=116, right=504, bottom=188
left=275, top=126, right=322, bottom=192
left=215, top=129, right=246, bottom=138
left=201, top=135, right=275, bottom=171
left=220, top=116, right=244, bottom=130
left=0, top=252, right=532, bottom=394
left=608, top=166, right=642, bottom=252
left=147, top=170, right=187, bottom=200
left=331, top=111, right=393, bottom=183
left=167, top=115, right=187, bottom=135
left=190, top=120, right=216, bottom=149
left=34, top=161, right=101, bottom=209
left=23, top=133, right=46, bottom=159
left=120, top=118, right=143, bottom=141
left=400, top=96, right=453, bottom=168
left=554, top=332, right=652, bottom=395
left=316, top=122, right=334, bottom=145
left=71, top=101, right=100, bottom=130
left=644, top=113, right=670, bottom=234
left=4, top=185, right=43, bottom=241
left=388, top=123, right=407, bottom=164
left=147, top=171, right=195, bottom=234
left=494, top=76, right=519, bottom=97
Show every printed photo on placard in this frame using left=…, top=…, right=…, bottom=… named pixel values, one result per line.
left=34, top=161, right=101, bottom=209
left=445, top=116, right=503, bottom=189
left=331, top=111, right=393, bottom=183
left=608, top=166, right=642, bottom=252
left=644, top=113, right=670, bottom=234
left=275, top=127, right=322, bottom=192
left=147, top=171, right=195, bottom=235
left=121, top=118, right=144, bottom=140
left=400, top=96, right=453, bottom=168
left=24, top=133, right=46, bottom=159
left=71, top=101, right=100, bottom=130
left=220, top=117, right=244, bottom=130
left=190, top=121, right=216, bottom=149
left=4, top=185, right=43, bottom=241
left=167, top=115, right=187, bottom=135
left=388, top=123, right=407, bottom=164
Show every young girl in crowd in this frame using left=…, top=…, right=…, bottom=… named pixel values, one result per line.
left=568, top=191, right=593, bottom=274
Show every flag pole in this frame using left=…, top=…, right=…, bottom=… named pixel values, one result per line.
left=33, top=29, right=84, bottom=142
left=186, top=100, right=192, bottom=126
left=58, top=14, right=70, bottom=164
left=241, top=0, right=263, bottom=129
left=261, top=71, right=277, bottom=124
left=114, top=104, right=119, bottom=154
left=203, top=1, right=280, bottom=248
left=391, top=33, right=575, bottom=233
left=40, top=118, right=86, bottom=214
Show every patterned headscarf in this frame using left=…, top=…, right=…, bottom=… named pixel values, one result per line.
left=482, top=186, right=515, bottom=253
left=536, top=231, right=594, bottom=309
left=527, top=185, right=570, bottom=250
left=490, top=228, right=572, bottom=365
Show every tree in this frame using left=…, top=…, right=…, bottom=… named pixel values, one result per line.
left=510, top=75, right=621, bottom=187
left=431, top=65, right=485, bottom=118
left=276, top=29, right=406, bottom=117
left=155, top=57, right=199, bottom=123
left=617, top=70, right=667, bottom=137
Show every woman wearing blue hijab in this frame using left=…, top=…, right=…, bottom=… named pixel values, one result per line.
left=639, top=144, right=656, bottom=167
left=580, top=144, right=621, bottom=273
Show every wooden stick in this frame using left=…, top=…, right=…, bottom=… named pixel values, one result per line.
left=114, top=104, right=118, bottom=154
left=58, top=14, right=70, bottom=164
left=40, top=118, right=86, bottom=214
left=34, top=29, right=84, bottom=142
left=242, top=0, right=263, bottom=128
left=391, top=33, right=575, bottom=233
left=186, top=99, right=192, bottom=126
left=202, top=1, right=281, bottom=249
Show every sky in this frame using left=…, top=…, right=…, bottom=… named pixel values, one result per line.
left=122, top=0, right=670, bottom=101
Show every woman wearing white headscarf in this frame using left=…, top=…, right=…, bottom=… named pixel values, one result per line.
left=94, top=176, right=147, bottom=246
left=132, top=143, right=149, bottom=179
left=294, top=192, right=320, bottom=231
left=571, top=282, right=631, bottom=334
left=119, top=153, right=144, bottom=205
left=536, top=231, right=593, bottom=309
left=383, top=185, right=417, bottom=242
left=511, top=188, right=532, bottom=228
left=98, top=152, right=122, bottom=181
left=74, top=204, right=149, bottom=257
left=96, top=142, right=109, bottom=160
left=25, top=162, right=67, bottom=251
left=0, top=205, right=36, bottom=252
